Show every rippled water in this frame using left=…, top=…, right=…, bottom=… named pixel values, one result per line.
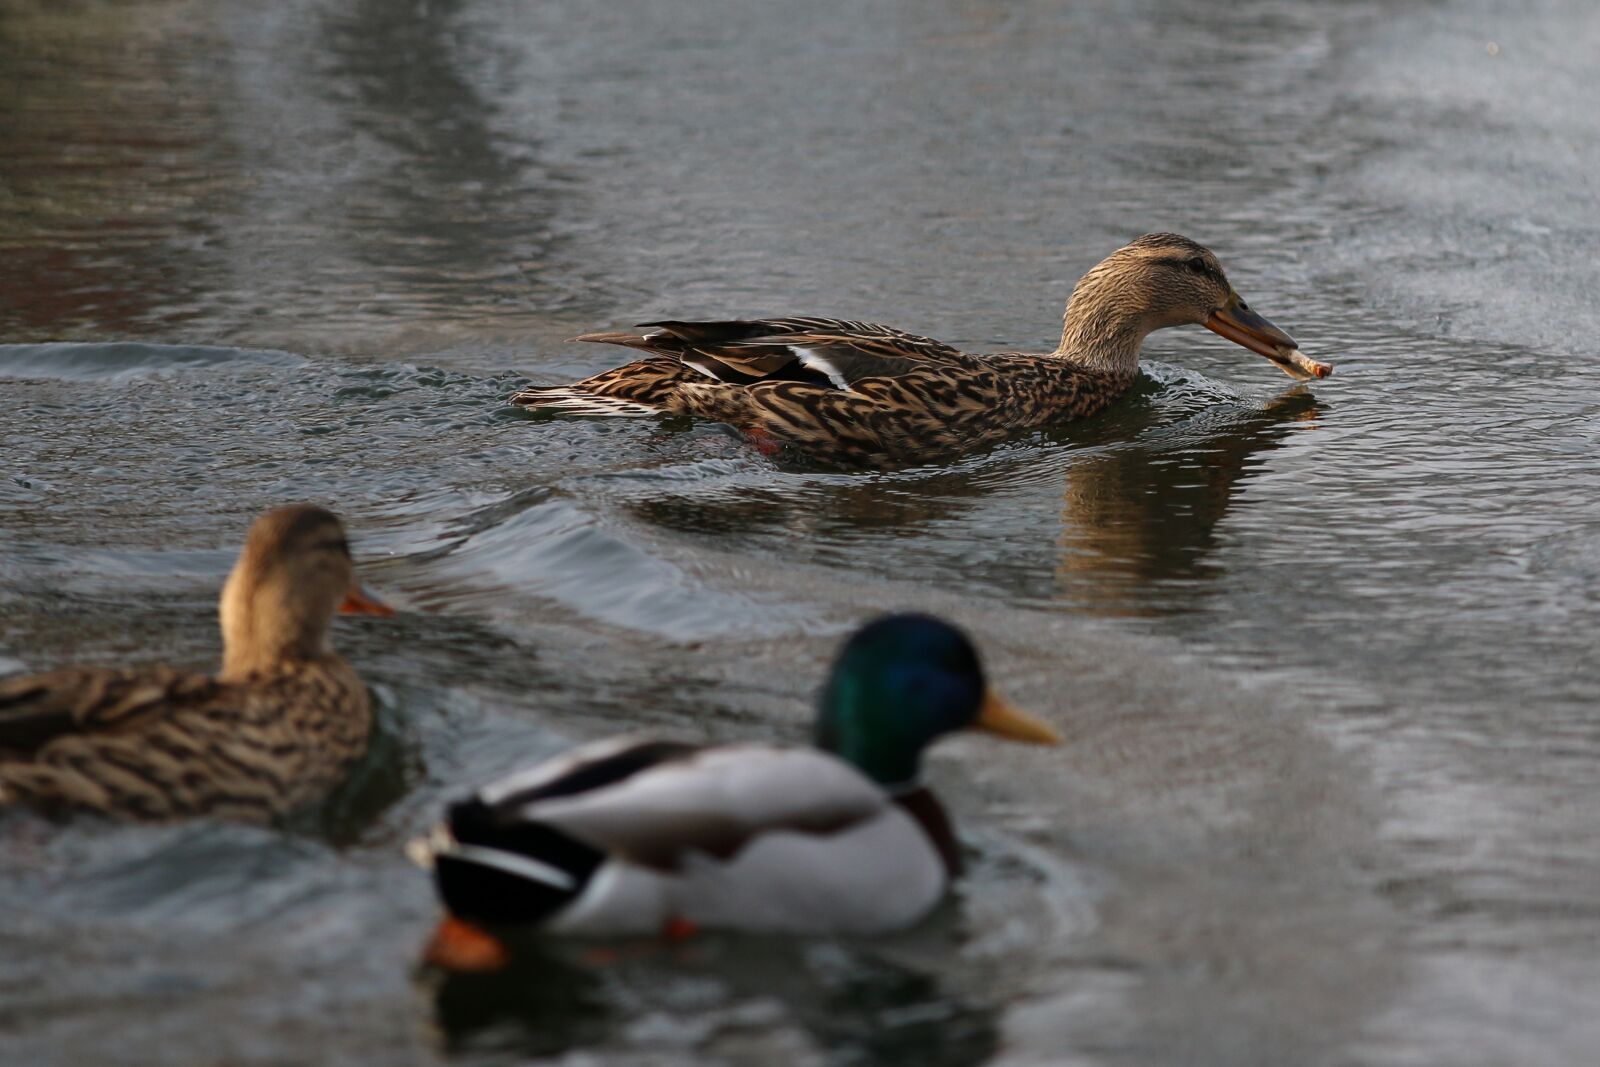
left=3, top=0, right=1599, bottom=1064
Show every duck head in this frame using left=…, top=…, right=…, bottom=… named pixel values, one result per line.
left=1058, top=232, right=1331, bottom=380
left=813, top=613, right=1061, bottom=789
left=218, top=504, right=392, bottom=679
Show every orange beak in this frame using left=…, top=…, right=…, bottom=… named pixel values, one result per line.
left=423, top=915, right=511, bottom=972
left=1205, top=292, right=1332, bottom=381
left=338, top=584, right=395, bottom=616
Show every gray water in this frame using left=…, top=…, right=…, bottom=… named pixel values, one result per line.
left=2, top=0, right=1598, bottom=1064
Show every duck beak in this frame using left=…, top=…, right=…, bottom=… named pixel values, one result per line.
left=974, top=690, right=1063, bottom=744
left=339, top=584, right=396, bottom=617
left=1205, top=291, right=1332, bottom=381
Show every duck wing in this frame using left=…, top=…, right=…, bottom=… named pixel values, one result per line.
left=442, top=738, right=887, bottom=872
left=0, top=665, right=217, bottom=755
left=424, top=739, right=937, bottom=931
left=512, top=317, right=970, bottom=416
left=633, top=317, right=966, bottom=389
left=524, top=744, right=886, bottom=870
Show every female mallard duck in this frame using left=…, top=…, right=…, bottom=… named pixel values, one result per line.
left=0, top=505, right=393, bottom=821
left=412, top=614, right=1061, bottom=943
left=513, top=233, right=1331, bottom=466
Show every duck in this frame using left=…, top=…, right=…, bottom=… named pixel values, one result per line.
left=410, top=613, right=1061, bottom=949
left=0, top=505, right=393, bottom=822
left=512, top=233, right=1331, bottom=467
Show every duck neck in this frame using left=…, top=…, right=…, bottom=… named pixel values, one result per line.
left=824, top=727, right=926, bottom=790
left=1053, top=299, right=1149, bottom=377
left=221, top=639, right=328, bottom=682
left=220, top=629, right=332, bottom=681
left=218, top=577, right=333, bottom=681
left=814, top=696, right=930, bottom=789
left=1050, top=256, right=1162, bottom=377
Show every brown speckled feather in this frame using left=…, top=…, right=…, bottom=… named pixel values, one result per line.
left=0, top=504, right=388, bottom=823
left=513, top=316, right=1134, bottom=466
left=0, top=660, right=371, bottom=821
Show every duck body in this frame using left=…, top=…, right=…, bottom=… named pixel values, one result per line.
left=513, top=234, right=1330, bottom=467
left=416, top=614, right=1061, bottom=938
left=429, top=737, right=953, bottom=935
left=0, top=660, right=371, bottom=821
left=0, top=505, right=391, bottom=822
left=515, top=317, right=1137, bottom=467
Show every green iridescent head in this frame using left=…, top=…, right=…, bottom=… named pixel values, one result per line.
left=813, top=614, right=1062, bottom=787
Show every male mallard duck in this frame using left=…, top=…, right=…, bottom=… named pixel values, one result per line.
left=513, top=233, right=1331, bottom=466
left=412, top=614, right=1061, bottom=941
left=0, top=505, right=393, bottom=821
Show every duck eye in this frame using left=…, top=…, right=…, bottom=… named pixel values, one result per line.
left=1186, top=256, right=1209, bottom=275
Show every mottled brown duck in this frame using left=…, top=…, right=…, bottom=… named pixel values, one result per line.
left=0, top=505, right=393, bottom=822
left=512, top=233, right=1332, bottom=467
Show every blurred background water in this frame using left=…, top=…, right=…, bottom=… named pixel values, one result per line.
left=2, top=0, right=1598, bottom=1064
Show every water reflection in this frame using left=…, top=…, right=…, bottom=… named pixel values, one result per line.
left=627, top=463, right=988, bottom=541
left=0, top=0, right=580, bottom=350
left=0, top=2, right=224, bottom=339
left=615, top=382, right=1319, bottom=620
left=428, top=936, right=999, bottom=1065
left=315, top=0, right=575, bottom=326
left=430, top=943, right=611, bottom=1059
left=1054, top=388, right=1321, bottom=615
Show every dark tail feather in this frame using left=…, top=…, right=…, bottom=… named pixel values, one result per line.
left=568, top=330, right=681, bottom=352
left=635, top=320, right=787, bottom=344
left=572, top=321, right=795, bottom=351
left=432, top=798, right=604, bottom=924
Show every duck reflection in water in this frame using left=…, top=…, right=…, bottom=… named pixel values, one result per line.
left=1055, top=387, right=1323, bottom=616
left=427, top=933, right=998, bottom=1066
left=622, top=386, right=1322, bottom=619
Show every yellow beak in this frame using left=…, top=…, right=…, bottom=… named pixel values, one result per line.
left=974, top=689, right=1063, bottom=744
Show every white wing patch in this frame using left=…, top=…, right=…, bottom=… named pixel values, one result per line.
left=442, top=842, right=579, bottom=891
left=791, top=346, right=851, bottom=390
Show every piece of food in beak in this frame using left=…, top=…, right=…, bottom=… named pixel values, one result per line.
left=1205, top=293, right=1333, bottom=381
left=974, top=690, right=1063, bottom=744
left=339, top=584, right=396, bottom=616
left=1269, top=347, right=1334, bottom=380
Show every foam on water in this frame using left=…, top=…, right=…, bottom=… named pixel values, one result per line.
left=0, top=343, right=306, bottom=381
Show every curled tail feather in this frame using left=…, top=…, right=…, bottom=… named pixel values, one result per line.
left=511, top=355, right=701, bottom=418
left=509, top=387, right=662, bottom=417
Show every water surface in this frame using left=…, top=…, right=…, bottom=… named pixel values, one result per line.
left=3, top=1, right=1599, bottom=1064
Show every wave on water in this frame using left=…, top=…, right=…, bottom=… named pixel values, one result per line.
left=412, top=490, right=806, bottom=640
left=0, top=342, right=308, bottom=381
